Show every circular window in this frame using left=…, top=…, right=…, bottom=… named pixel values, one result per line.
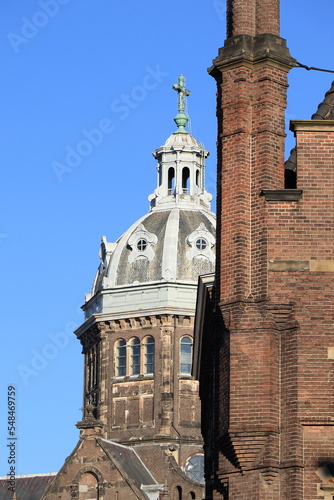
left=195, top=238, right=207, bottom=250
left=184, top=455, right=205, bottom=484
left=137, top=239, right=147, bottom=251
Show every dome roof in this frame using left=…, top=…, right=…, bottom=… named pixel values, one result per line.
left=164, top=132, right=200, bottom=148
left=83, top=75, right=216, bottom=320
left=92, top=206, right=215, bottom=294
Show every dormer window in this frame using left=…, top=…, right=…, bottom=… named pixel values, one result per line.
left=186, top=223, right=215, bottom=262
left=128, top=224, right=157, bottom=263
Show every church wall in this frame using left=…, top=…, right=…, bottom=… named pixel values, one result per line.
left=92, top=314, right=201, bottom=442
left=41, top=437, right=130, bottom=500
left=75, top=313, right=205, bottom=497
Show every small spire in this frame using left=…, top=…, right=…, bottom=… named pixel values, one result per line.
left=172, top=75, right=190, bottom=134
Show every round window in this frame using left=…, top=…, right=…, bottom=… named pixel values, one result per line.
left=184, top=455, right=205, bottom=484
left=137, top=239, right=147, bottom=251
left=195, top=238, right=207, bottom=250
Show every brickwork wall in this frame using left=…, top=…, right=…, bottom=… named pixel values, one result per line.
left=42, top=434, right=203, bottom=499
left=226, top=0, right=279, bottom=37
left=217, top=63, right=289, bottom=304
left=303, top=427, right=334, bottom=500
left=264, top=124, right=334, bottom=498
left=41, top=437, right=124, bottom=500
left=267, top=126, right=334, bottom=261
left=203, top=1, right=334, bottom=498
left=134, top=442, right=205, bottom=498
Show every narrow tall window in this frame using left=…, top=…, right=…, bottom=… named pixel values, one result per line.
left=180, top=336, right=193, bottom=375
left=115, top=339, right=126, bottom=377
left=143, top=336, right=155, bottom=375
left=168, top=167, right=175, bottom=194
left=130, top=337, right=140, bottom=375
left=182, top=167, right=190, bottom=193
left=196, top=169, right=200, bottom=187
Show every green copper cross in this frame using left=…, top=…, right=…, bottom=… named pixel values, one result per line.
left=172, top=75, right=190, bottom=134
left=172, top=74, right=190, bottom=114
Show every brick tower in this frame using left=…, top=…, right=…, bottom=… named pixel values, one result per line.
left=194, top=1, right=334, bottom=499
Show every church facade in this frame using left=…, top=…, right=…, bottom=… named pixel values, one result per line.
left=194, top=1, right=334, bottom=499
left=33, top=78, right=216, bottom=500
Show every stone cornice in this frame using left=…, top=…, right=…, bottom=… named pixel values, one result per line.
left=209, top=33, right=296, bottom=76
left=75, top=313, right=195, bottom=347
left=290, top=119, right=334, bottom=134
left=261, top=189, right=303, bottom=201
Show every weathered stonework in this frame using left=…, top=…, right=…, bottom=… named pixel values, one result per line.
left=38, top=85, right=216, bottom=499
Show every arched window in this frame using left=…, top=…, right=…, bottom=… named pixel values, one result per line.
left=143, top=336, right=155, bottom=375
left=114, top=338, right=155, bottom=377
left=182, top=167, right=190, bottom=193
left=176, top=486, right=182, bottom=500
left=168, top=167, right=175, bottom=194
left=115, top=339, right=126, bottom=377
left=79, top=471, right=99, bottom=499
left=180, top=336, right=193, bottom=375
left=196, top=169, right=200, bottom=187
left=130, top=337, right=140, bottom=375
left=184, top=455, right=205, bottom=484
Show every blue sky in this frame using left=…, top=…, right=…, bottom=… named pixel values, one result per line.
left=1, top=0, right=333, bottom=476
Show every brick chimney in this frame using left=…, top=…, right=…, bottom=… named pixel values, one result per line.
left=196, top=2, right=334, bottom=499
left=202, top=1, right=298, bottom=498
left=210, top=0, right=295, bottom=304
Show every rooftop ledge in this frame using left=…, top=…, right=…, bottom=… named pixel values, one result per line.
left=290, top=119, right=334, bottom=134
left=261, top=189, right=303, bottom=201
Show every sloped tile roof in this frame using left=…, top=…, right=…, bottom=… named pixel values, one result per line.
left=98, top=438, right=163, bottom=499
left=0, top=473, right=56, bottom=500
left=285, top=81, right=334, bottom=176
left=312, top=81, right=334, bottom=119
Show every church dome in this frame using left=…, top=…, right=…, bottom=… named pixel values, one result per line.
left=83, top=75, right=216, bottom=320
left=92, top=207, right=215, bottom=292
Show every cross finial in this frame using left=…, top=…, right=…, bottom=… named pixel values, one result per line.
left=173, top=75, right=190, bottom=114
left=172, top=74, right=190, bottom=134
